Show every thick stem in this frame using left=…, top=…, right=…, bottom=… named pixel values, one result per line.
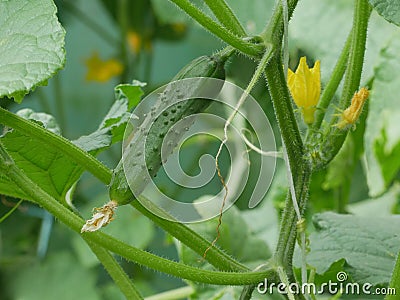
left=203, top=0, right=246, bottom=37
left=131, top=200, right=249, bottom=272
left=0, top=143, right=279, bottom=285
left=86, top=239, right=143, bottom=299
left=261, top=0, right=298, bottom=45
left=277, top=266, right=296, bottom=300
left=169, top=0, right=264, bottom=57
left=337, top=0, right=371, bottom=111
left=0, top=107, right=250, bottom=273
left=308, top=31, right=352, bottom=136
left=265, top=55, right=304, bottom=174
left=264, top=54, right=311, bottom=297
left=241, top=3, right=301, bottom=298
left=118, top=0, right=130, bottom=82
left=315, top=0, right=371, bottom=169
left=274, top=169, right=311, bottom=275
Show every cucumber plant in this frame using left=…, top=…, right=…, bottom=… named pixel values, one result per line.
left=1, top=0, right=400, bottom=300
left=109, top=50, right=232, bottom=207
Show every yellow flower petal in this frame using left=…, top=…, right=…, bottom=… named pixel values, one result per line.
left=336, top=87, right=369, bottom=129
left=287, top=57, right=321, bottom=124
left=127, top=30, right=141, bottom=54
left=85, top=52, right=123, bottom=83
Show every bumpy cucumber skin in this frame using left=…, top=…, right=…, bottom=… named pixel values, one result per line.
left=109, top=54, right=227, bottom=205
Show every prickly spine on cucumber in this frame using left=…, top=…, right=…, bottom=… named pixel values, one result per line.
left=109, top=48, right=234, bottom=207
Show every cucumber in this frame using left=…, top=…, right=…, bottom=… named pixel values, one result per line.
left=109, top=50, right=232, bottom=206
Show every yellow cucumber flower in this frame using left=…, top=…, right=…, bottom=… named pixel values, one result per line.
left=287, top=57, right=321, bottom=124
left=127, top=30, right=141, bottom=54
left=336, top=87, right=369, bottom=129
left=85, top=52, right=123, bottom=83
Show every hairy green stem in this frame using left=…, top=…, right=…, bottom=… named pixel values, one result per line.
left=261, top=0, right=298, bottom=45
left=277, top=266, right=296, bottom=300
left=239, top=3, right=301, bottom=298
left=265, top=55, right=304, bottom=174
left=169, top=0, right=263, bottom=56
left=118, top=0, right=130, bottom=82
left=264, top=54, right=310, bottom=299
left=0, top=143, right=279, bottom=285
left=274, top=168, right=311, bottom=276
left=338, top=0, right=371, bottom=111
left=308, top=31, right=352, bottom=136
left=315, top=0, right=371, bottom=168
left=131, top=200, right=249, bottom=272
left=0, top=107, right=111, bottom=184
left=0, top=107, right=250, bottom=273
left=203, top=0, right=246, bottom=37
left=86, top=239, right=144, bottom=299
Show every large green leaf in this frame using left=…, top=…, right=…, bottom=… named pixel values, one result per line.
left=368, top=0, right=400, bottom=26
left=0, top=82, right=144, bottom=203
left=0, top=0, right=65, bottom=103
left=307, top=212, right=400, bottom=286
left=365, top=31, right=400, bottom=196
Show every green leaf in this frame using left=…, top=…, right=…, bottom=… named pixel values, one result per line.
left=0, top=82, right=144, bottom=203
left=75, top=81, right=145, bottom=149
left=368, top=0, right=400, bottom=26
left=307, top=212, right=400, bottom=286
left=0, top=109, right=70, bottom=201
left=365, top=31, right=400, bottom=196
left=6, top=251, right=100, bottom=300
left=0, top=0, right=65, bottom=103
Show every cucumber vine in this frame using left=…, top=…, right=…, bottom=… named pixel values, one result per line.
left=1, top=0, right=399, bottom=299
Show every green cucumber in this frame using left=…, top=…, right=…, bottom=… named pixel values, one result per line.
left=109, top=50, right=232, bottom=206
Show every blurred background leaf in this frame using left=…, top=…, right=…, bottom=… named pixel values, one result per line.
left=368, top=0, right=400, bottom=26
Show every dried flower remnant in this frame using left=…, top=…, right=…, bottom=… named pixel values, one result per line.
left=336, top=87, right=369, bottom=129
left=287, top=57, right=321, bottom=124
left=81, top=200, right=118, bottom=233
